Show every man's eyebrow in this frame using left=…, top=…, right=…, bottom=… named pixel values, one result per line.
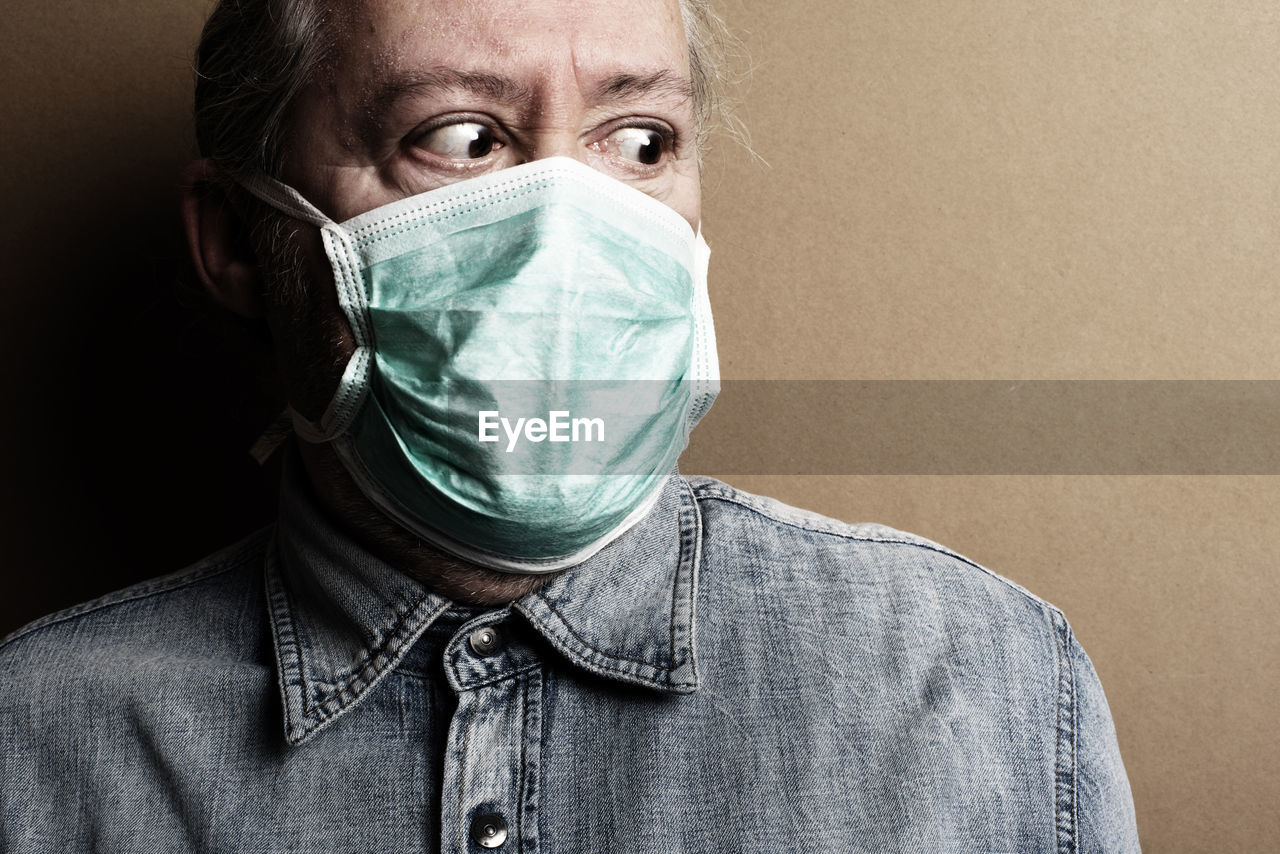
left=590, top=70, right=694, bottom=105
left=363, top=68, right=537, bottom=115
left=359, top=67, right=693, bottom=125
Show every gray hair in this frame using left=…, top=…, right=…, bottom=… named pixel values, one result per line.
left=193, top=0, right=738, bottom=180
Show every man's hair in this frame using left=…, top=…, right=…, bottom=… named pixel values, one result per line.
left=194, top=0, right=737, bottom=180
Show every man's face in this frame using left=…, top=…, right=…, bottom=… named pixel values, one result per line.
left=259, top=0, right=703, bottom=427
left=281, top=0, right=701, bottom=229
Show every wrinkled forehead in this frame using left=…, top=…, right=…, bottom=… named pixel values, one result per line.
left=318, top=0, right=690, bottom=89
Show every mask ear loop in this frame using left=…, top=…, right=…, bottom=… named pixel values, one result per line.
left=236, top=173, right=375, bottom=460
left=249, top=410, right=294, bottom=465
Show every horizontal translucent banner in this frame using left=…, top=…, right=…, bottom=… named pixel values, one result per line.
left=683, top=380, right=1280, bottom=474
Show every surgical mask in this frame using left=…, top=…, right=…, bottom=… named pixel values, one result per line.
left=240, top=157, right=719, bottom=573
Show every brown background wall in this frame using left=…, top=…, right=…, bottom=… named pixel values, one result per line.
left=3, top=1, right=1277, bottom=851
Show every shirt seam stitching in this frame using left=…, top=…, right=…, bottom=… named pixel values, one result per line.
left=517, top=599, right=695, bottom=690
left=297, top=600, right=451, bottom=730
left=1053, top=609, right=1080, bottom=854
left=302, top=597, right=446, bottom=696
left=449, top=660, right=542, bottom=692
left=529, top=594, right=678, bottom=674
left=690, top=485, right=1057, bottom=615
left=517, top=478, right=700, bottom=690
left=457, top=706, right=474, bottom=852
left=518, top=673, right=530, bottom=854
left=529, top=591, right=691, bottom=676
left=266, top=538, right=452, bottom=740
left=675, top=477, right=700, bottom=684
left=0, top=529, right=270, bottom=650
left=264, top=543, right=306, bottom=742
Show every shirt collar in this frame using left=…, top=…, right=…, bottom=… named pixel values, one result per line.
left=267, top=457, right=702, bottom=746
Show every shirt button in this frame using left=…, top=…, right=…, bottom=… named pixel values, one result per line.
left=470, top=813, right=508, bottom=848
left=468, top=626, right=502, bottom=657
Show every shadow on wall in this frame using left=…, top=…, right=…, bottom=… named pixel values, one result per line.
left=1, top=155, right=283, bottom=637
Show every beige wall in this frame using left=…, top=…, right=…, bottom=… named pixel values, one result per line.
left=3, top=1, right=1277, bottom=850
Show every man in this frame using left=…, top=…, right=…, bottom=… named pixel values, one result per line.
left=0, top=0, right=1140, bottom=850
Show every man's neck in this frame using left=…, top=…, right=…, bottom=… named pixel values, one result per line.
left=295, top=440, right=558, bottom=605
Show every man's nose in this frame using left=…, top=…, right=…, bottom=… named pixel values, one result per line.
left=518, top=125, right=587, bottom=166
left=510, top=74, right=593, bottom=165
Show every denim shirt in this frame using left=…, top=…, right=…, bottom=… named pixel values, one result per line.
left=1, top=466, right=1140, bottom=853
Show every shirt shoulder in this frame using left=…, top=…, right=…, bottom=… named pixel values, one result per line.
left=0, top=528, right=287, bottom=853
left=685, top=473, right=1054, bottom=621
left=0, top=527, right=274, bottom=687
left=683, top=476, right=1139, bottom=851
left=683, top=475, right=1070, bottom=711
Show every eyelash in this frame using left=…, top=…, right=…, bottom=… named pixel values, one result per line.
left=405, top=113, right=501, bottom=153
left=598, top=118, right=679, bottom=155
left=404, top=114, right=681, bottom=168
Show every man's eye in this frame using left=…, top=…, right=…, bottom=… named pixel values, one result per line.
left=416, top=122, right=501, bottom=160
left=607, top=127, right=666, bottom=165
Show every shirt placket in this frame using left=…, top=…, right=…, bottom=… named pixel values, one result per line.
left=439, top=616, right=543, bottom=854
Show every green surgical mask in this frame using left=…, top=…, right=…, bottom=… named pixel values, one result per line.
left=241, top=157, right=718, bottom=573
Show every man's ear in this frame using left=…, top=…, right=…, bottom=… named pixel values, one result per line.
left=179, top=159, right=266, bottom=318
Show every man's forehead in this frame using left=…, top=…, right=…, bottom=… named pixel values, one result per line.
left=325, top=0, right=690, bottom=83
